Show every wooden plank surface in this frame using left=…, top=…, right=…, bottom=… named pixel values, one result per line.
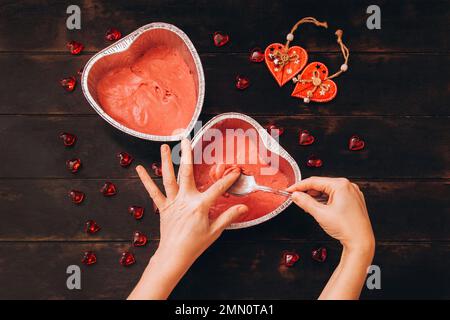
left=0, top=53, right=448, bottom=116
left=0, top=116, right=448, bottom=179
left=0, top=241, right=448, bottom=299
left=0, top=179, right=449, bottom=242
left=0, top=0, right=448, bottom=53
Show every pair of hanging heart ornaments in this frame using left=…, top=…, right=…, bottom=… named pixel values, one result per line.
left=264, top=17, right=349, bottom=103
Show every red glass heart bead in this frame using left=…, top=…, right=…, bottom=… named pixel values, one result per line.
left=117, top=152, right=133, bottom=167
left=100, top=182, right=116, bottom=196
left=128, top=205, right=144, bottom=220
left=151, top=162, right=162, bottom=177
left=349, top=135, right=365, bottom=151
left=60, top=76, right=77, bottom=92
left=299, top=130, right=315, bottom=146
left=66, top=41, right=84, bottom=55
left=85, top=220, right=101, bottom=234
left=105, top=28, right=122, bottom=41
left=120, top=251, right=136, bottom=267
left=82, top=251, right=97, bottom=265
left=306, top=155, right=323, bottom=168
left=265, top=124, right=284, bottom=138
left=59, top=132, right=77, bottom=147
left=249, top=47, right=264, bottom=63
left=312, top=247, right=327, bottom=262
left=69, top=190, right=85, bottom=204
left=213, top=31, right=229, bottom=47
left=133, top=231, right=148, bottom=247
left=66, top=158, right=82, bottom=173
left=235, top=75, right=250, bottom=90
left=282, top=251, right=300, bottom=267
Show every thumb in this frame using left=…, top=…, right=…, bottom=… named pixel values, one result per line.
left=291, top=191, right=324, bottom=220
left=211, top=205, right=248, bottom=234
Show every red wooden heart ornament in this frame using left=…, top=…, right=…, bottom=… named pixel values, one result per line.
left=265, top=43, right=307, bottom=87
left=291, top=62, right=337, bottom=103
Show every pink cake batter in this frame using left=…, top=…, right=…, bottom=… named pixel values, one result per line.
left=97, top=46, right=197, bottom=135
left=193, top=125, right=292, bottom=223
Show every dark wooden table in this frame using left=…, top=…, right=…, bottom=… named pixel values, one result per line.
left=0, top=0, right=448, bottom=299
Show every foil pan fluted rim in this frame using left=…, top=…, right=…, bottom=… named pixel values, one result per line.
left=81, top=22, right=205, bottom=141
left=190, top=112, right=302, bottom=230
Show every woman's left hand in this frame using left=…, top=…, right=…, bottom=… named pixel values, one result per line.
left=128, top=139, right=247, bottom=300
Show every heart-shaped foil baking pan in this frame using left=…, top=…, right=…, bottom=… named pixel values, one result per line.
left=190, top=113, right=301, bottom=229
left=81, top=22, right=205, bottom=141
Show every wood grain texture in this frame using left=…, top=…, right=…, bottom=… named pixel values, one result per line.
left=0, top=0, right=448, bottom=53
left=0, top=241, right=448, bottom=299
left=0, top=179, right=448, bottom=241
left=0, top=53, right=448, bottom=116
left=0, top=116, right=447, bottom=179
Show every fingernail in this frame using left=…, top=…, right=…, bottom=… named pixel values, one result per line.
left=238, top=205, right=248, bottom=213
left=161, top=144, right=169, bottom=152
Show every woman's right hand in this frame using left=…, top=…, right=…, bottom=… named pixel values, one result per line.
left=287, top=177, right=375, bottom=253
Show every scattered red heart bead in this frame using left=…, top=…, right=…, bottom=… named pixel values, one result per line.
left=100, top=182, right=117, bottom=196
left=120, top=251, right=136, bottom=267
left=117, top=152, right=133, bottom=167
left=133, top=231, right=148, bottom=247
left=59, top=132, right=77, bottom=147
left=235, top=75, right=250, bottom=90
left=265, top=124, right=284, bottom=138
left=281, top=251, right=300, bottom=267
left=69, top=190, right=85, bottom=204
left=151, top=162, right=162, bottom=177
left=299, top=129, right=315, bottom=146
left=85, top=220, right=101, bottom=234
left=66, top=158, right=82, bottom=173
left=249, top=47, right=264, bottom=63
left=82, top=251, right=97, bottom=265
left=348, top=135, right=365, bottom=151
left=60, top=76, right=77, bottom=92
left=306, top=155, right=323, bottom=168
left=213, top=31, right=229, bottom=47
left=66, top=41, right=84, bottom=55
left=128, top=205, right=144, bottom=220
left=311, top=247, right=327, bottom=262
left=105, top=28, right=122, bottom=41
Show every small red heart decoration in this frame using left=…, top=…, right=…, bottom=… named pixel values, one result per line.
left=213, top=31, right=229, bottom=47
left=66, top=158, right=82, bottom=173
left=299, top=129, right=315, bottom=146
left=120, top=251, right=136, bottom=267
left=249, top=47, right=264, bottom=63
left=311, top=247, right=327, bottom=262
left=59, top=132, right=77, bottom=147
left=235, top=75, right=250, bottom=90
left=128, top=205, right=145, bottom=220
left=117, top=152, right=133, bottom=167
left=281, top=251, right=300, bottom=267
left=265, top=43, right=307, bottom=87
left=306, top=154, right=323, bottom=168
left=100, top=182, right=117, bottom=196
left=133, top=231, right=148, bottom=247
left=265, top=124, right=284, bottom=138
left=348, top=135, right=365, bottom=151
left=85, top=220, right=101, bottom=234
left=82, top=251, right=97, bottom=265
left=69, top=190, right=85, bottom=204
left=291, top=62, right=337, bottom=102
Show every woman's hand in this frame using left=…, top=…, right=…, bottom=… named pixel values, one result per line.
left=287, top=176, right=374, bottom=252
left=128, top=139, right=247, bottom=300
left=287, top=177, right=375, bottom=299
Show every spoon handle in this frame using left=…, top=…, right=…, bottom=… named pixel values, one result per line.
left=256, top=185, right=292, bottom=197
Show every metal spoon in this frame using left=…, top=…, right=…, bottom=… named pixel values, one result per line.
left=227, top=174, right=328, bottom=204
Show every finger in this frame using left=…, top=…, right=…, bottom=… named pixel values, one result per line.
left=202, top=168, right=241, bottom=204
left=161, top=144, right=179, bottom=199
left=136, top=165, right=166, bottom=208
left=211, top=205, right=248, bottom=234
left=286, top=176, right=337, bottom=194
left=291, top=191, right=325, bottom=220
left=179, top=138, right=196, bottom=190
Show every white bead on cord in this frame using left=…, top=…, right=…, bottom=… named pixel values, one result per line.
left=340, top=64, right=348, bottom=72
left=286, top=33, right=294, bottom=41
left=303, top=97, right=311, bottom=103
